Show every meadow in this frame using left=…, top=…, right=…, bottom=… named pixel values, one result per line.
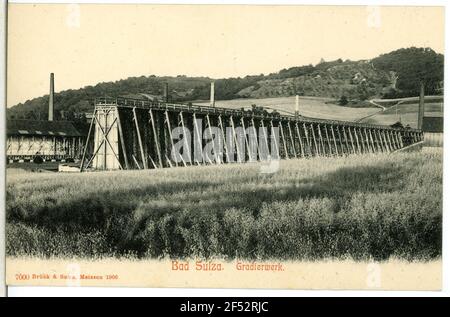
left=196, top=96, right=380, bottom=121
left=361, top=101, right=443, bottom=127
left=197, top=96, right=443, bottom=128
left=6, top=148, right=442, bottom=261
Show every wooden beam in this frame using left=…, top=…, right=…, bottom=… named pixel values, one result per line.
left=270, top=120, right=280, bottom=159
left=295, top=122, right=305, bottom=157
left=353, top=127, right=361, bottom=154
left=149, top=109, right=163, bottom=168
left=194, top=113, right=208, bottom=164
left=368, top=129, right=377, bottom=153
left=287, top=121, right=297, bottom=158
left=80, top=108, right=96, bottom=172
left=382, top=130, right=392, bottom=152
left=179, top=112, right=192, bottom=164
left=359, top=128, right=367, bottom=153
left=133, top=107, right=148, bottom=169
left=336, top=126, right=346, bottom=155
left=311, top=123, right=319, bottom=156
left=251, top=118, right=261, bottom=161
left=317, top=124, right=326, bottom=156
left=206, top=114, right=219, bottom=164
left=132, top=154, right=141, bottom=170
left=218, top=115, right=230, bottom=163
left=397, top=131, right=404, bottom=148
left=279, top=121, right=289, bottom=159
left=230, top=116, right=242, bottom=163
left=240, top=117, right=251, bottom=161
left=324, top=125, right=333, bottom=156
left=116, top=107, right=130, bottom=169
left=347, top=127, right=356, bottom=154
left=330, top=125, right=339, bottom=156
left=303, top=123, right=312, bottom=157
left=260, top=119, right=270, bottom=160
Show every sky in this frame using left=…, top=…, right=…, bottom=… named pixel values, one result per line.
left=7, top=4, right=445, bottom=107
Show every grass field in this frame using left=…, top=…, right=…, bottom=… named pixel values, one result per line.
left=6, top=149, right=442, bottom=261
left=196, top=95, right=443, bottom=127
left=196, top=96, right=380, bottom=122
left=361, top=101, right=444, bottom=128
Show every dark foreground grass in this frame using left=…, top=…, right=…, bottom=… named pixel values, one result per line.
left=6, top=149, right=442, bottom=261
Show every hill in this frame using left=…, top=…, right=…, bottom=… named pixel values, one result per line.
left=7, top=47, right=443, bottom=121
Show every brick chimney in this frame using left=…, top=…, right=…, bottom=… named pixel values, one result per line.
left=49, top=73, right=54, bottom=121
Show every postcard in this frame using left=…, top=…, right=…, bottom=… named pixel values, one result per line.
left=3, top=3, right=444, bottom=291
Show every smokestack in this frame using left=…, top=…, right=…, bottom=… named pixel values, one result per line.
left=418, top=82, right=425, bottom=129
left=210, top=82, right=215, bottom=107
left=163, top=83, right=169, bottom=103
left=49, top=73, right=54, bottom=121
left=295, top=95, right=299, bottom=117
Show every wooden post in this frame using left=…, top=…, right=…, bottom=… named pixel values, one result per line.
left=303, top=123, right=312, bottom=157
left=397, top=131, right=404, bottom=148
left=358, top=128, right=366, bottom=153
left=347, top=127, right=356, bottom=154
left=240, top=117, right=251, bottom=161
left=324, top=125, right=333, bottom=156
left=387, top=131, right=395, bottom=150
left=418, top=82, right=425, bottom=129
left=391, top=131, right=399, bottom=150
left=133, top=107, right=148, bottom=169
left=353, top=127, right=361, bottom=154
left=218, top=115, right=230, bottom=163
left=165, top=110, right=181, bottom=167
left=311, top=124, right=319, bottom=156
left=116, top=107, right=130, bottom=169
left=80, top=108, right=96, bottom=172
left=230, top=116, right=242, bottom=163
left=251, top=118, right=261, bottom=161
left=280, top=121, right=289, bottom=159
left=179, top=112, right=192, bottom=164
left=363, top=128, right=372, bottom=153
left=330, top=125, right=339, bottom=156
left=149, top=109, right=163, bottom=168
left=368, top=129, right=377, bottom=153
left=382, top=130, right=392, bottom=152
left=132, top=154, right=141, bottom=170
left=270, top=120, right=280, bottom=159
left=337, top=126, right=346, bottom=155
left=194, top=113, right=208, bottom=164
left=287, top=121, right=297, bottom=158
left=260, top=119, right=270, bottom=160
left=317, top=124, right=326, bottom=155
left=295, top=122, right=305, bottom=157
left=206, top=114, right=219, bottom=164
left=377, top=130, right=387, bottom=152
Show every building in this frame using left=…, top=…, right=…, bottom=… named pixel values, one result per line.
left=6, top=119, right=84, bottom=162
left=422, top=116, right=443, bottom=147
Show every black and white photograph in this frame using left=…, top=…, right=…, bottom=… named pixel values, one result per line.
left=2, top=2, right=445, bottom=292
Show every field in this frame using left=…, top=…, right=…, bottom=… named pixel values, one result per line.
left=6, top=149, right=442, bottom=261
left=361, top=101, right=444, bottom=128
left=196, top=95, right=443, bottom=127
left=196, top=96, right=380, bottom=121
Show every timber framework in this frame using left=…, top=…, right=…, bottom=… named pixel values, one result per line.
left=80, top=97, right=424, bottom=171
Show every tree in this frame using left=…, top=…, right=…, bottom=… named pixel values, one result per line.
left=338, top=95, right=349, bottom=106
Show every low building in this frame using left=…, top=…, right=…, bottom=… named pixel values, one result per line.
left=6, top=119, right=85, bottom=162
left=422, top=116, right=443, bottom=147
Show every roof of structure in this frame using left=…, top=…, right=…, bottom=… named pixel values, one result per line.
left=7, top=120, right=83, bottom=137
